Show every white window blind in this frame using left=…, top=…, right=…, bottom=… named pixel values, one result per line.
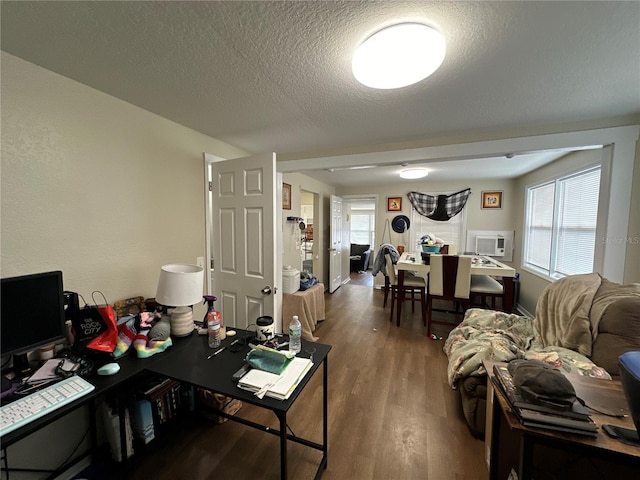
left=525, top=182, right=555, bottom=271
left=524, top=166, right=601, bottom=279
left=351, top=212, right=375, bottom=246
left=555, top=168, right=601, bottom=276
left=410, top=198, right=466, bottom=251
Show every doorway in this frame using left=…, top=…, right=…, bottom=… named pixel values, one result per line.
left=343, top=195, right=378, bottom=287
left=300, top=189, right=319, bottom=275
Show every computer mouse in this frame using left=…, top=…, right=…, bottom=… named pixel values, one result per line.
left=97, top=362, right=121, bottom=376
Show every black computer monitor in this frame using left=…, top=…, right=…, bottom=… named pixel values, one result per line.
left=1, top=271, right=66, bottom=377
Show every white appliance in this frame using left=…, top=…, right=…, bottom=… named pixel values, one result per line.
left=475, top=236, right=506, bottom=256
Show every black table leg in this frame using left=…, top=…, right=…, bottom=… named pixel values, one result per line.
left=278, top=411, right=288, bottom=480
left=323, top=356, right=328, bottom=469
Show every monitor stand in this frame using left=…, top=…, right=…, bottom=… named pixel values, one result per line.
left=12, top=353, right=33, bottom=379
left=1, top=375, right=12, bottom=394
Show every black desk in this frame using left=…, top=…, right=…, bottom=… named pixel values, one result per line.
left=2, top=332, right=331, bottom=480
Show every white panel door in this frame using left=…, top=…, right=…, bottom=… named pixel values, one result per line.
left=329, top=195, right=343, bottom=293
left=210, top=153, right=277, bottom=329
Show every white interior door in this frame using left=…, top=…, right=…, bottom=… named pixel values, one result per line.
left=207, top=152, right=278, bottom=330
left=329, top=195, right=343, bottom=293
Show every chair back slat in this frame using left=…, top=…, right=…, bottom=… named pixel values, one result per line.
left=429, top=255, right=445, bottom=296
left=385, top=254, right=396, bottom=284
left=454, top=256, right=471, bottom=298
left=429, top=255, right=471, bottom=300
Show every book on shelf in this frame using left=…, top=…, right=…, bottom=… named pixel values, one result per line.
left=139, top=377, right=182, bottom=425
left=130, top=399, right=155, bottom=444
left=492, top=364, right=591, bottom=421
left=238, top=356, right=313, bottom=400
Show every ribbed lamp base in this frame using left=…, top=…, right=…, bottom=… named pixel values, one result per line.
left=170, top=306, right=195, bottom=337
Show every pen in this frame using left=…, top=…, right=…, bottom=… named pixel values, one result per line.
left=207, top=347, right=225, bottom=359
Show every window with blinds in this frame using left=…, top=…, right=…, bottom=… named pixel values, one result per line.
left=351, top=213, right=375, bottom=246
left=524, top=166, right=601, bottom=279
left=410, top=198, right=467, bottom=251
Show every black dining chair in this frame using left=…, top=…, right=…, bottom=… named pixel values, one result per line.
left=385, top=254, right=427, bottom=326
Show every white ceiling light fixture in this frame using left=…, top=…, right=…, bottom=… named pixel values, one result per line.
left=352, top=22, right=446, bottom=89
left=400, top=168, right=429, bottom=179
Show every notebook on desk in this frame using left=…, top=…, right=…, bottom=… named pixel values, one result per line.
left=238, top=357, right=313, bottom=400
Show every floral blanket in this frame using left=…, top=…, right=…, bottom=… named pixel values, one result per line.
left=443, top=308, right=610, bottom=389
left=444, top=309, right=535, bottom=388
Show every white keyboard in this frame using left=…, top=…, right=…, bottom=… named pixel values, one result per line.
left=0, top=376, right=95, bottom=436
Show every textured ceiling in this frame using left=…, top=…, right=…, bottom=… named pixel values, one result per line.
left=2, top=1, right=639, bottom=186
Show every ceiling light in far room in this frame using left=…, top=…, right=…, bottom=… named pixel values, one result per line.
left=352, top=22, right=446, bottom=89
left=400, top=168, right=429, bottom=179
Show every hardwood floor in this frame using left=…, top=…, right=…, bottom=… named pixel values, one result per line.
left=124, top=283, right=488, bottom=480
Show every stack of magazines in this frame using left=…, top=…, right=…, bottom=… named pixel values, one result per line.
left=492, top=364, right=598, bottom=437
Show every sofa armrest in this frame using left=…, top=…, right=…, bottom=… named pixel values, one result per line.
left=459, top=376, right=488, bottom=437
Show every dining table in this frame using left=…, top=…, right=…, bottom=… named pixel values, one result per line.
left=394, top=252, right=517, bottom=327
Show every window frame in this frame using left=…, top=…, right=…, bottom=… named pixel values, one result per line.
left=523, top=164, right=602, bottom=280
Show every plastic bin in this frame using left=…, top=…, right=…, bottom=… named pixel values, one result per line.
left=282, top=267, right=300, bottom=294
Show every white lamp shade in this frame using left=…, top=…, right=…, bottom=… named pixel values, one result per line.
left=156, top=264, right=204, bottom=307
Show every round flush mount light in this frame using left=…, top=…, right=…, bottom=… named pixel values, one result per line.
left=400, top=168, right=429, bottom=179
left=352, top=23, right=446, bottom=89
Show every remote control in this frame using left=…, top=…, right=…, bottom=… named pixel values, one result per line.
left=232, top=363, right=252, bottom=382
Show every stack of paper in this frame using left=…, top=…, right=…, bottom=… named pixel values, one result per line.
left=238, top=357, right=313, bottom=400
left=27, top=358, right=77, bottom=384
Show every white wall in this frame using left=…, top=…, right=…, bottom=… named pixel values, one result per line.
left=1, top=52, right=248, bottom=477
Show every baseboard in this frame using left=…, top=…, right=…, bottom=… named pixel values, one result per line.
left=516, top=304, right=534, bottom=318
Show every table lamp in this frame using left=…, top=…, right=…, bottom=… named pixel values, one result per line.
left=155, top=264, right=204, bottom=337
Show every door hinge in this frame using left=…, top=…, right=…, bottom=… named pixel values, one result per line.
left=210, top=258, right=215, bottom=270
left=208, top=181, right=213, bottom=192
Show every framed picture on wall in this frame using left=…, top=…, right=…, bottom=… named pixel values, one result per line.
left=387, top=196, right=402, bottom=212
left=283, top=183, right=292, bottom=210
left=481, top=191, right=503, bottom=209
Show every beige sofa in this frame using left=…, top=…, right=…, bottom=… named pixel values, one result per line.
left=444, top=274, right=640, bottom=437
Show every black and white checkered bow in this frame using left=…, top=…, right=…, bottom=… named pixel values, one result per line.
left=407, top=188, right=471, bottom=221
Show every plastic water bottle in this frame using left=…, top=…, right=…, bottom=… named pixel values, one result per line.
left=208, top=312, right=221, bottom=348
left=289, top=315, right=301, bottom=354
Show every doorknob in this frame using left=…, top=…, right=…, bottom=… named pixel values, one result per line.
left=261, top=286, right=274, bottom=295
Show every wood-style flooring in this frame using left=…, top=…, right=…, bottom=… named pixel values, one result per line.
left=125, top=275, right=488, bottom=480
